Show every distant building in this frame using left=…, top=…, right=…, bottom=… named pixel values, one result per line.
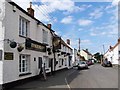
left=80, top=49, right=93, bottom=60
left=104, top=39, right=120, bottom=65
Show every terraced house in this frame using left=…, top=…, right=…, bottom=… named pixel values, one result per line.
left=104, top=38, right=120, bottom=65
left=0, top=0, right=73, bottom=89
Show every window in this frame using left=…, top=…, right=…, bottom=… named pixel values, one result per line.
left=19, top=55, right=30, bottom=73
left=42, top=29, right=48, bottom=44
left=59, top=58, right=62, bottom=67
left=43, top=56, right=49, bottom=68
left=119, top=51, right=120, bottom=54
left=65, top=58, right=67, bottom=66
left=62, top=59, right=64, bottom=65
left=19, top=16, right=29, bottom=37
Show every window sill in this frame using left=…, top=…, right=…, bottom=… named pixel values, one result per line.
left=45, top=68, right=49, bottom=71
left=19, top=72, right=32, bottom=77
left=19, top=35, right=27, bottom=38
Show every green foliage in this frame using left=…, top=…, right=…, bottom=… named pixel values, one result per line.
left=94, top=52, right=103, bottom=62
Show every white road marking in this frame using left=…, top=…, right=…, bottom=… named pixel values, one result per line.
left=65, top=77, right=71, bottom=90
left=65, top=69, right=76, bottom=90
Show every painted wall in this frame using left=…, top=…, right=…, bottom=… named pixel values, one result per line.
left=80, top=50, right=88, bottom=60
left=104, top=45, right=119, bottom=65
left=112, top=45, right=119, bottom=64
left=55, top=44, right=73, bottom=70
left=2, top=2, right=53, bottom=84
left=0, top=0, right=5, bottom=84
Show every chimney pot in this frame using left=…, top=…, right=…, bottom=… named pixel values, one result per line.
left=109, top=46, right=112, bottom=49
left=67, top=39, right=70, bottom=45
left=47, top=24, right=52, bottom=29
left=118, top=38, right=120, bottom=43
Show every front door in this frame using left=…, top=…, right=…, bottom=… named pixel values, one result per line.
left=49, top=58, right=53, bottom=74
left=38, top=57, right=42, bottom=70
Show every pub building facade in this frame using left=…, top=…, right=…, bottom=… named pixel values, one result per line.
left=55, top=39, right=73, bottom=70
left=0, top=0, right=73, bottom=89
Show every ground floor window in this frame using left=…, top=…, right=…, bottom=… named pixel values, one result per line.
left=19, top=54, right=30, bottom=74
left=65, top=58, right=67, bottom=66
left=43, top=56, right=49, bottom=68
left=58, top=58, right=63, bottom=67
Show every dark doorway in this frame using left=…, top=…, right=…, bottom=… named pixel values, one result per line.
left=49, top=58, right=53, bottom=74
left=38, top=57, right=42, bottom=70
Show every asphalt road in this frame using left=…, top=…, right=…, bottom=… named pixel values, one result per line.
left=67, top=64, right=118, bottom=88
left=11, top=64, right=118, bottom=90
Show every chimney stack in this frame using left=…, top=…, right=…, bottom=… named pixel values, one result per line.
left=109, top=46, right=112, bottom=49
left=67, top=39, right=70, bottom=45
left=86, top=49, right=88, bottom=51
left=47, top=24, right=52, bottom=29
left=118, top=38, right=120, bottom=43
left=27, top=2, right=34, bottom=17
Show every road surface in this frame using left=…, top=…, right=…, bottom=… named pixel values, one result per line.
left=11, top=64, right=118, bottom=90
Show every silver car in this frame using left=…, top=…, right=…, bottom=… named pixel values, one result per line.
left=78, top=61, right=88, bottom=70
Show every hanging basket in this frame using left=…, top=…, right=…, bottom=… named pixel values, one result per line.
left=10, top=41, right=17, bottom=48
left=17, top=46, right=24, bottom=52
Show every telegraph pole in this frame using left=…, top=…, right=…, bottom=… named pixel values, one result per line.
left=103, top=45, right=105, bottom=55
left=78, top=38, right=80, bottom=52
left=101, top=44, right=105, bottom=64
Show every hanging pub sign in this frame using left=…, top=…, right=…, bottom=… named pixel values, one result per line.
left=25, top=38, right=46, bottom=52
left=4, top=52, right=14, bottom=60
left=53, top=36, right=61, bottom=50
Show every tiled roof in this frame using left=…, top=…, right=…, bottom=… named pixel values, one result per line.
left=83, top=49, right=92, bottom=56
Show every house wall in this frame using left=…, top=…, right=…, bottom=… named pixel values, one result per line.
left=55, top=44, right=73, bottom=70
left=0, top=1, right=5, bottom=84
left=104, top=46, right=119, bottom=65
left=2, top=2, right=53, bottom=84
left=112, top=45, right=119, bottom=65
left=80, top=50, right=88, bottom=60
left=72, top=48, right=78, bottom=66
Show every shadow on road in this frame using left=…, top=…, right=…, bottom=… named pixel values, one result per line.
left=10, top=68, right=80, bottom=90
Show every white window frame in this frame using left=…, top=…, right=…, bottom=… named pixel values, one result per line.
left=42, top=29, right=48, bottom=44
left=19, top=54, right=30, bottom=74
left=19, top=16, right=29, bottom=37
left=43, top=56, right=49, bottom=69
left=58, top=58, right=62, bottom=67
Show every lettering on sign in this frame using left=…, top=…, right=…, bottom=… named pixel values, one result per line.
left=25, top=39, right=46, bottom=52
left=4, top=52, right=14, bottom=60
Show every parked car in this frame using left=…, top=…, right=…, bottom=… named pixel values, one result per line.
left=86, top=60, right=93, bottom=66
left=101, top=59, right=112, bottom=67
left=78, top=61, right=88, bottom=70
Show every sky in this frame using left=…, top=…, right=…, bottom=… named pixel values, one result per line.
left=12, top=0, right=119, bottom=54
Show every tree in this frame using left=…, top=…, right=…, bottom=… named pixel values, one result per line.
left=94, top=52, right=103, bottom=63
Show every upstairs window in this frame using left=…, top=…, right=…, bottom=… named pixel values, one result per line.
left=42, top=29, right=48, bottom=44
left=19, top=16, right=29, bottom=37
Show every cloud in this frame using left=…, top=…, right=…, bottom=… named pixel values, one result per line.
left=12, top=0, right=76, bottom=23
left=89, top=7, right=103, bottom=19
left=78, top=28, right=83, bottom=31
left=90, top=32, right=97, bottom=36
left=90, top=23, right=118, bottom=37
left=63, top=4, right=92, bottom=15
left=112, top=0, right=120, bottom=6
left=78, top=19, right=93, bottom=26
left=61, top=16, right=73, bottom=24
left=81, top=39, right=91, bottom=44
